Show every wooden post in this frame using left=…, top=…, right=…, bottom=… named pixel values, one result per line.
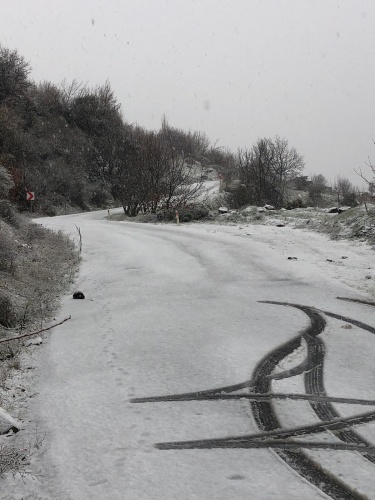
left=175, top=210, right=180, bottom=224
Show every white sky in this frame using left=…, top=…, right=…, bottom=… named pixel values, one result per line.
left=1, top=0, right=375, bottom=186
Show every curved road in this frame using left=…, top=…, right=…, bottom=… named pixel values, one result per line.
left=22, top=210, right=375, bottom=499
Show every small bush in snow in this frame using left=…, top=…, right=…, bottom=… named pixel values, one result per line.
left=0, top=221, right=16, bottom=271
left=0, top=444, right=27, bottom=476
left=0, top=200, right=20, bottom=228
left=0, top=287, right=29, bottom=328
left=285, top=197, right=305, bottom=210
left=157, top=205, right=209, bottom=222
left=135, top=213, right=158, bottom=223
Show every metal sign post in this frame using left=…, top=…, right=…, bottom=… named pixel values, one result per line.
left=26, top=191, right=35, bottom=213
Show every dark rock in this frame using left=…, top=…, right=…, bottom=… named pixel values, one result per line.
left=341, top=256, right=348, bottom=259
left=73, top=291, right=85, bottom=299
left=0, top=408, right=20, bottom=434
left=338, top=206, right=351, bottom=214
left=288, top=257, right=298, bottom=260
left=25, top=336, right=43, bottom=346
left=327, top=207, right=339, bottom=213
left=276, top=224, right=285, bottom=227
left=326, top=259, right=334, bottom=262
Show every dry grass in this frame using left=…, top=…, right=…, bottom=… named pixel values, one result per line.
left=0, top=444, right=27, bottom=477
left=0, top=213, right=80, bottom=479
left=0, top=221, right=80, bottom=329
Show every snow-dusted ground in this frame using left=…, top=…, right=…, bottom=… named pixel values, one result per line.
left=3, top=210, right=375, bottom=499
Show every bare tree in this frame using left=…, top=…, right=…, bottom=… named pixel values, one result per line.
left=207, top=146, right=236, bottom=182
left=162, top=142, right=204, bottom=209
left=308, top=174, right=327, bottom=206
left=236, top=137, right=304, bottom=208
left=161, top=116, right=209, bottom=155
left=354, top=140, right=375, bottom=198
left=112, top=124, right=206, bottom=216
left=0, top=45, right=31, bottom=105
left=0, top=165, right=13, bottom=198
left=333, top=175, right=357, bottom=207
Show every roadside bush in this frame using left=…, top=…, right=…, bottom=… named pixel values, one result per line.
left=286, top=197, right=305, bottom=210
left=227, top=184, right=253, bottom=209
left=179, top=205, right=209, bottom=222
left=0, top=200, right=20, bottom=227
left=69, top=180, right=90, bottom=210
left=0, top=221, right=16, bottom=271
left=43, top=205, right=59, bottom=217
left=0, top=290, right=26, bottom=328
left=156, top=205, right=209, bottom=222
left=25, top=222, right=48, bottom=242
left=90, top=184, right=113, bottom=207
left=135, top=213, right=158, bottom=223
left=156, top=210, right=174, bottom=221
left=0, top=219, right=79, bottom=331
left=0, top=444, right=27, bottom=476
left=0, top=339, right=22, bottom=363
left=342, top=192, right=358, bottom=207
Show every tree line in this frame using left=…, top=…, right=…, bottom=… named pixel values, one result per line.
left=0, top=44, right=372, bottom=218
left=0, top=45, right=214, bottom=216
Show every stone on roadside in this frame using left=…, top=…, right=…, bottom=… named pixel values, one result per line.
left=327, top=207, right=339, bottom=213
left=338, top=206, right=351, bottom=214
left=0, top=407, right=20, bottom=434
left=218, top=207, right=228, bottom=214
left=25, top=336, right=43, bottom=347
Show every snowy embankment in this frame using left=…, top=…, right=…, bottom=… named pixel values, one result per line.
left=3, top=210, right=375, bottom=500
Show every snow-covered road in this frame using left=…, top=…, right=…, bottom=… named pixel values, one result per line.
left=13, top=211, right=375, bottom=499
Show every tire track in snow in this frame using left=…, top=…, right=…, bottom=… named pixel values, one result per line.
left=131, top=392, right=375, bottom=406
left=337, top=297, right=375, bottom=308
left=303, top=327, right=375, bottom=465
left=249, top=302, right=366, bottom=500
left=154, top=409, right=375, bottom=449
left=132, top=300, right=375, bottom=499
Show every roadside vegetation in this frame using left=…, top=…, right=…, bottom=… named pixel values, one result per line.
left=1, top=44, right=373, bottom=222
left=0, top=167, right=80, bottom=479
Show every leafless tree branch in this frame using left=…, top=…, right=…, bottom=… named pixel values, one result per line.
left=0, top=316, right=71, bottom=344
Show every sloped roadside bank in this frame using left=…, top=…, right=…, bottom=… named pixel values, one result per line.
left=209, top=204, right=375, bottom=248
left=0, top=215, right=80, bottom=494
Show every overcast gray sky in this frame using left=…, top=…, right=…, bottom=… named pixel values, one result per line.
left=1, top=0, right=374, bottom=186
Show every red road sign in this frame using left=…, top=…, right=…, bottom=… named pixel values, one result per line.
left=26, top=191, right=35, bottom=201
